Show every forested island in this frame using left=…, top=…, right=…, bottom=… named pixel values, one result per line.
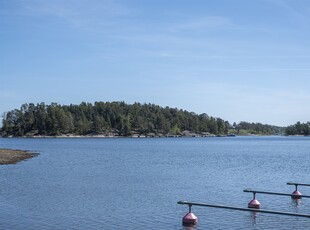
left=0, top=102, right=286, bottom=137
left=285, top=122, right=310, bottom=136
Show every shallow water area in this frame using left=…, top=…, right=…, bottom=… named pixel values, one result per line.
left=0, top=136, right=310, bottom=229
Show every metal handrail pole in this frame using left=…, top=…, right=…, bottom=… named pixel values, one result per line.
left=243, top=189, right=310, bottom=198
left=178, top=201, right=310, bottom=218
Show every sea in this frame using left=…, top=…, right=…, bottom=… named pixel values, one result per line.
left=0, top=136, right=310, bottom=229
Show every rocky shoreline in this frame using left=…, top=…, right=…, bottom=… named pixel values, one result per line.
left=0, top=149, right=38, bottom=165
left=1, top=130, right=233, bottom=138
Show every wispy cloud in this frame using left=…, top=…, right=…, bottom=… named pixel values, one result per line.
left=198, top=67, right=310, bottom=72
left=146, top=50, right=310, bottom=60
left=18, top=0, right=129, bottom=29
left=170, top=16, right=233, bottom=32
left=266, top=0, right=306, bottom=18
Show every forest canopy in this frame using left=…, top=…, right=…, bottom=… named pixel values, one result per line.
left=285, top=121, right=310, bottom=136
left=1, top=102, right=285, bottom=137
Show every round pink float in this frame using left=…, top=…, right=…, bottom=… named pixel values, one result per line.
left=182, top=212, right=198, bottom=226
left=292, top=190, right=302, bottom=199
left=182, top=204, right=198, bottom=226
left=248, top=199, right=261, bottom=209
left=291, top=184, right=302, bottom=199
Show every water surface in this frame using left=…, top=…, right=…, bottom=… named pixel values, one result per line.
left=0, top=136, right=310, bottom=229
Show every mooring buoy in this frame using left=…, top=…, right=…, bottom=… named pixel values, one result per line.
left=182, top=212, right=198, bottom=226
left=182, top=204, right=198, bottom=226
left=248, top=198, right=261, bottom=209
left=291, top=184, right=302, bottom=199
left=246, top=191, right=261, bottom=209
left=292, top=190, right=302, bottom=199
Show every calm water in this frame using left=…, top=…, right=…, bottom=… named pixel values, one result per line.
left=0, top=136, right=310, bottom=229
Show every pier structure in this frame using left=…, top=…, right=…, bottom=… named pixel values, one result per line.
left=243, top=188, right=310, bottom=207
left=287, top=182, right=310, bottom=199
left=178, top=200, right=310, bottom=226
left=178, top=182, right=310, bottom=226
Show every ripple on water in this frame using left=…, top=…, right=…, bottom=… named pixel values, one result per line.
left=0, top=137, right=310, bottom=229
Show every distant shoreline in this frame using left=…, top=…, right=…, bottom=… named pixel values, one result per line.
left=0, top=149, right=38, bottom=165
left=1, top=134, right=236, bottom=138
left=0, top=134, right=291, bottom=139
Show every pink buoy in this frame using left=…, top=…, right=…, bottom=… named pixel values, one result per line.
left=182, top=212, right=198, bottom=226
left=292, top=190, right=302, bottom=199
left=248, top=199, right=261, bottom=209
left=291, top=185, right=302, bottom=199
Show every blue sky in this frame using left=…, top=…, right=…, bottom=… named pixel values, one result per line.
left=1, top=0, right=310, bottom=126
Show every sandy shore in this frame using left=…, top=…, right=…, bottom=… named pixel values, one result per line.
left=0, top=149, right=38, bottom=165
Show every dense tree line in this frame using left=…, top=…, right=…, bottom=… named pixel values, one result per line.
left=285, top=121, right=310, bottom=136
left=1, top=102, right=231, bottom=137
left=234, top=121, right=285, bottom=135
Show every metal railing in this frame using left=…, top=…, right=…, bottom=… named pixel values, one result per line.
left=178, top=200, right=310, bottom=218
left=178, top=182, right=310, bottom=226
left=243, top=189, right=310, bottom=198
left=287, top=182, right=310, bottom=187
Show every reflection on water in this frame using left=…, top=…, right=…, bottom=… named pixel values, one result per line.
left=0, top=136, right=310, bottom=229
left=291, top=198, right=302, bottom=207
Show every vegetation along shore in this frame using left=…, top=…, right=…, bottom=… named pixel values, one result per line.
left=1, top=101, right=304, bottom=138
